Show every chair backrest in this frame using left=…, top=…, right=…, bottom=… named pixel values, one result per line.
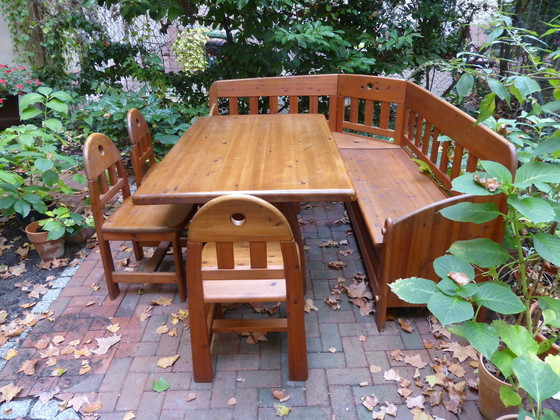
left=83, top=133, right=132, bottom=231
left=127, top=108, right=156, bottom=187
left=187, top=194, right=298, bottom=276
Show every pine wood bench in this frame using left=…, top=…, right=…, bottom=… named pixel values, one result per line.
left=208, top=74, right=517, bottom=330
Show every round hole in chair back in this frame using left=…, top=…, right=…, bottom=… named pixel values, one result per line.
left=98, top=145, right=105, bottom=155
left=230, top=213, right=246, bottom=226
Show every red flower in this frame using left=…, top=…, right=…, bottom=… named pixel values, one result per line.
left=16, top=84, right=23, bottom=89
left=0, top=98, right=4, bottom=104
left=19, top=66, right=25, bottom=70
left=6, top=70, right=11, bottom=74
left=0, top=79, right=5, bottom=84
left=0, top=64, right=7, bottom=68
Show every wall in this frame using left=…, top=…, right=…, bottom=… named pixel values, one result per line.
left=0, top=10, right=16, bottom=65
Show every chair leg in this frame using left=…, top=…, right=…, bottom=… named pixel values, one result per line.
left=171, top=233, right=186, bottom=302
left=189, top=297, right=214, bottom=382
left=98, top=239, right=120, bottom=300
left=286, top=300, right=308, bottom=381
left=132, top=240, right=144, bottom=261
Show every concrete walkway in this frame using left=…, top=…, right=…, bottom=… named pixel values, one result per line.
left=0, top=202, right=487, bottom=419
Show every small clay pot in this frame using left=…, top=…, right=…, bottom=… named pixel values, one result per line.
left=478, top=354, right=518, bottom=420
left=64, top=227, right=96, bottom=244
left=25, top=220, right=65, bottom=261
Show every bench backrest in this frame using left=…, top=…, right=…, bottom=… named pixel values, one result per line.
left=208, top=74, right=517, bottom=193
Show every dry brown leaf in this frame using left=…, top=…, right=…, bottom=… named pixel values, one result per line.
left=383, top=369, right=402, bottom=382
left=140, top=311, right=152, bottom=322
left=52, top=335, right=65, bottom=345
left=83, top=400, right=103, bottom=413
left=168, top=328, right=177, bottom=337
left=51, top=366, right=66, bottom=377
left=157, top=354, right=180, bottom=369
left=320, top=239, right=340, bottom=248
left=369, top=364, right=382, bottom=373
left=399, top=378, right=411, bottom=388
left=328, top=347, right=337, bottom=353
left=358, top=335, right=367, bottom=342
left=123, top=412, right=136, bottom=420
left=34, top=337, right=50, bottom=350
left=79, top=361, right=91, bottom=375
left=339, top=249, right=355, bottom=256
left=390, top=349, right=405, bottom=361
left=34, top=386, right=60, bottom=404
left=92, top=334, right=121, bottom=356
left=69, top=339, right=81, bottom=346
left=410, top=408, right=434, bottom=420
left=18, top=359, right=38, bottom=375
left=272, top=389, right=291, bottom=402
left=362, top=394, right=379, bottom=411
left=60, top=345, right=75, bottom=355
left=186, top=392, right=197, bottom=402
left=404, top=354, right=428, bottom=369
left=424, top=388, right=443, bottom=407
left=398, top=387, right=413, bottom=398
left=443, top=342, right=478, bottom=363
left=328, top=261, right=347, bottom=270
left=406, top=394, right=426, bottom=409
left=398, top=318, right=414, bottom=333
left=4, top=349, right=18, bottom=360
left=85, top=301, right=96, bottom=307
left=74, top=347, right=92, bottom=358
left=156, top=325, right=169, bottom=335
left=227, top=397, right=237, bottom=406
left=107, top=323, right=120, bottom=333
left=448, top=363, right=466, bottom=378
left=67, top=395, right=89, bottom=412
left=45, top=357, right=57, bottom=367
left=247, top=332, right=267, bottom=344
left=90, top=282, right=101, bottom=291
left=423, top=339, right=433, bottom=349
left=324, top=295, right=341, bottom=310
left=413, top=368, right=421, bottom=379
left=39, top=344, right=60, bottom=359
left=19, top=302, right=35, bottom=309
left=0, top=383, right=22, bottom=403
left=304, top=299, right=318, bottom=313
left=359, top=381, right=369, bottom=387
left=152, top=297, right=173, bottom=306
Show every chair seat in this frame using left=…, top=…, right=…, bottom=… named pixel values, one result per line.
left=103, top=197, right=193, bottom=234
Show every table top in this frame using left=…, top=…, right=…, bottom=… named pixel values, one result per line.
left=132, top=114, right=356, bottom=204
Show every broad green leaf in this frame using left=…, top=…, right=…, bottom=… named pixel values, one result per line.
left=389, top=277, right=437, bottom=304
left=492, top=321, right=538, bottom=357
left=491, top=349, right=515, bottom=378
left=433, top=255, right=475, bottom=281
left=46, top=226, right=65, bottom=241
left=508, top=196, right=555, bottom=224
left=475, top=282, right=525, bottom=315
left=514, top=161, right=560, bottom=188
left=513, top=76, right=541, bottom=98
left=152, top=377, right=170, bottom=392
left=34, top=158, right=54, bottom=172
left=531, top=136, right=560, bottom=158
left=42, top=170, right=59, bottom=187
left=487, top=27, right=504, bottom=44
left=541, top=100, right=560, bottom=113
left=499, top=385, right=522, bottom=407
left=45, top=99, right=68, bottom=114
left=513, top=353, right=560, bottom=403
left=449, top=238, right=510, bottom=267
left=21, top=106, right=42, bottom=120
left=480, top=160, right=513, bottom=184
left=509, top=84, right=524, bottom=104
left=476, top=92, right=496, bottom=125
left=545, top=354, right=560, bottom=377
left=50, top=91, right=72, bottom=102
left=436, top=278, right=459, bottom=295
left=21, top=193, right=42, bottom=204
left=451, top=174, right=496, bottom=196
left=37, top=86, right=53, bottom=96
left=0, top=171, right=24, bottom=184
left=488, top=79, right=509, bottom=102
left=539, top=296, right=560, bottom=320
left=19, top=93, right=43, bottom=109
left=533, top=233, right=560, bottom=266
left=462, top=320, right=499, bottom=359
left=44, top=118, right=63, bottom=132
left=439, top=201, right=499, bottom=223
left=427, top=292, right=474, bottom=326
left=14, top=200, right=31, bottom=217
left=72, top=173, right=87, bottom=185
left=456, top=73, right=474, bottom=97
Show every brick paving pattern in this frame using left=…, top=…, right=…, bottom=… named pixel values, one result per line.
left=1, top=202, right=556, bottom=419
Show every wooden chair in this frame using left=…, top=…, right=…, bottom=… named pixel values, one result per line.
left=83, top=133, right=192, bottom=301
left=186, top=194, right=308, bottom=382
left=127, top=108, right=157, bottom=187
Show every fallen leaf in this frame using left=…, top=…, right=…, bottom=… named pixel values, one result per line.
left=443, top=342, right=478, bottom=363
left=45, top=357, right=57, bottom=367
left=123, top=412, right=136, bottom=420
left=4, top=349, right=18, bottom=360
left=0, top=383, right=21, bottom=403
left=362, top=394, right=379, bottom=411
left=19, top=302, right=35, bottom=309
left=328, top=347, right=336, bottom=353
left=34, top=337, right=50, bottom=350
left=39, top=345, right=59, bottom=359
left=328, top=261, right=347, bottom=270
left=157, top=355, right=180, bottom=369
left=60, top=346, right=75, bottom=355
left=272, top=389, right=291, bottom=402
left=52, top=335, right=65, bottom=345
left=85, top=301, right=96, bottom=307
left=34, top=386, right=60, bottom=404
left=320, top=239, right=340, bottom=248
left=92, top=334, right=121, bottom=356
left=83, top=400, right=103, bottom=413
left=51, top=367, right=67, bottom=377
left=399, top=378, right=411, bottom=388
left=359, top=381, right=369, bottom=387
left=186, top=392, right=197, bottom=402
left=423, top=339, right=433, bottom=349
left=90, top=282, right=101, bottom=291
left=69, top=339, right=81, bottom=346
left=247, top=332, right=267, bottom=344
left=152, top=297, right=173, bottom=306
left=140, top=312, right=152, bottom=322
left=152, top=377, right=170, bottom=392
left=168, top=328, right=177, bottom=337
left=74, top=347, right=91, bottom=358
left=107, top=323, right=120, bottom=333
left=227, top=397, right=237, bottom=406
left=304, top=299, right=318, bottom=313
left=411, top=407, right=434, bottom=420
left=79, top=361, right=91, bottom=375
left=448, top=363, right=466, bottom=378
left=383, top=369, right=402, bottom=382
left=18, top=359, right=38, bottom=375
left=370, top=364, right=382, bottom=373
left=398, top=318, right=414, bottom=333
left=390, top=349, right=405, bottom=361
left=67, top=395, right=89, bottom=412
left=358, top=335, right=367, bottom=342
left=406, top=394, right=426, bottom=409
left=156, top=325, right=169, bottom=335
left=324, top=295, right=341, bottom=310
left=274, top=403, right=291, bottom=417
left=404, top=354, right=428, bottom=369
left=398, top=387, right=413, bottom=398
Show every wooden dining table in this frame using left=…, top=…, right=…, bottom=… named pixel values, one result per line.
left=132, top=113, right=356, bottom=278
left=132, top=113, right=356, bottom=205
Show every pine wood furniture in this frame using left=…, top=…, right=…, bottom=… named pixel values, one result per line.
left=127, top=108, right=158, bottom=187
left=83, top=133, right=192, bottom=301
left=208, top=74, right=518, bottom=330
left=187, top=194, right=307, bottom=382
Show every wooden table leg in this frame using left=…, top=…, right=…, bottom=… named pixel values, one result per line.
left=276, top=202, right=306, bottom=294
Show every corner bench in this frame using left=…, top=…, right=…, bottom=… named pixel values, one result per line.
left=208, top=74, right=517, bottom=330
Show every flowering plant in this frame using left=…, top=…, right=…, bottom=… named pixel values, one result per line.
left=0, top=64, right=41, bottom=102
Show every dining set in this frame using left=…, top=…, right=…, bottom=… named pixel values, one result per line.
left=82, top=109, right=357, bottom=383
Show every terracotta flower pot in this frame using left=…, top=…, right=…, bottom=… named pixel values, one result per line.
left=64, top=227, right=96, bottom=244
left=478, top=354, right=518, bottom=420
left=25, top=220, right=65, bottom=261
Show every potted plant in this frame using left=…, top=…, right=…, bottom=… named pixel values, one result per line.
left=37, top=205, right=95, bottom=243
left=24, top=219, right=65, bottom=261
left=390, top=154, right=560, bottom=419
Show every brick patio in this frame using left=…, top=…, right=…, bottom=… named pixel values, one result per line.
left=0, top=202, right=490, bottom=419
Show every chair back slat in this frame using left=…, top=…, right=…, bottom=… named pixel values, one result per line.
left=215, top=242, right=235, bottom=269
left=127, top=108, right=157, bottom=187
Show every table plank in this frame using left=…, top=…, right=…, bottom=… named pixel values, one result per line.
left=133, top=114, right=356, bottom=204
